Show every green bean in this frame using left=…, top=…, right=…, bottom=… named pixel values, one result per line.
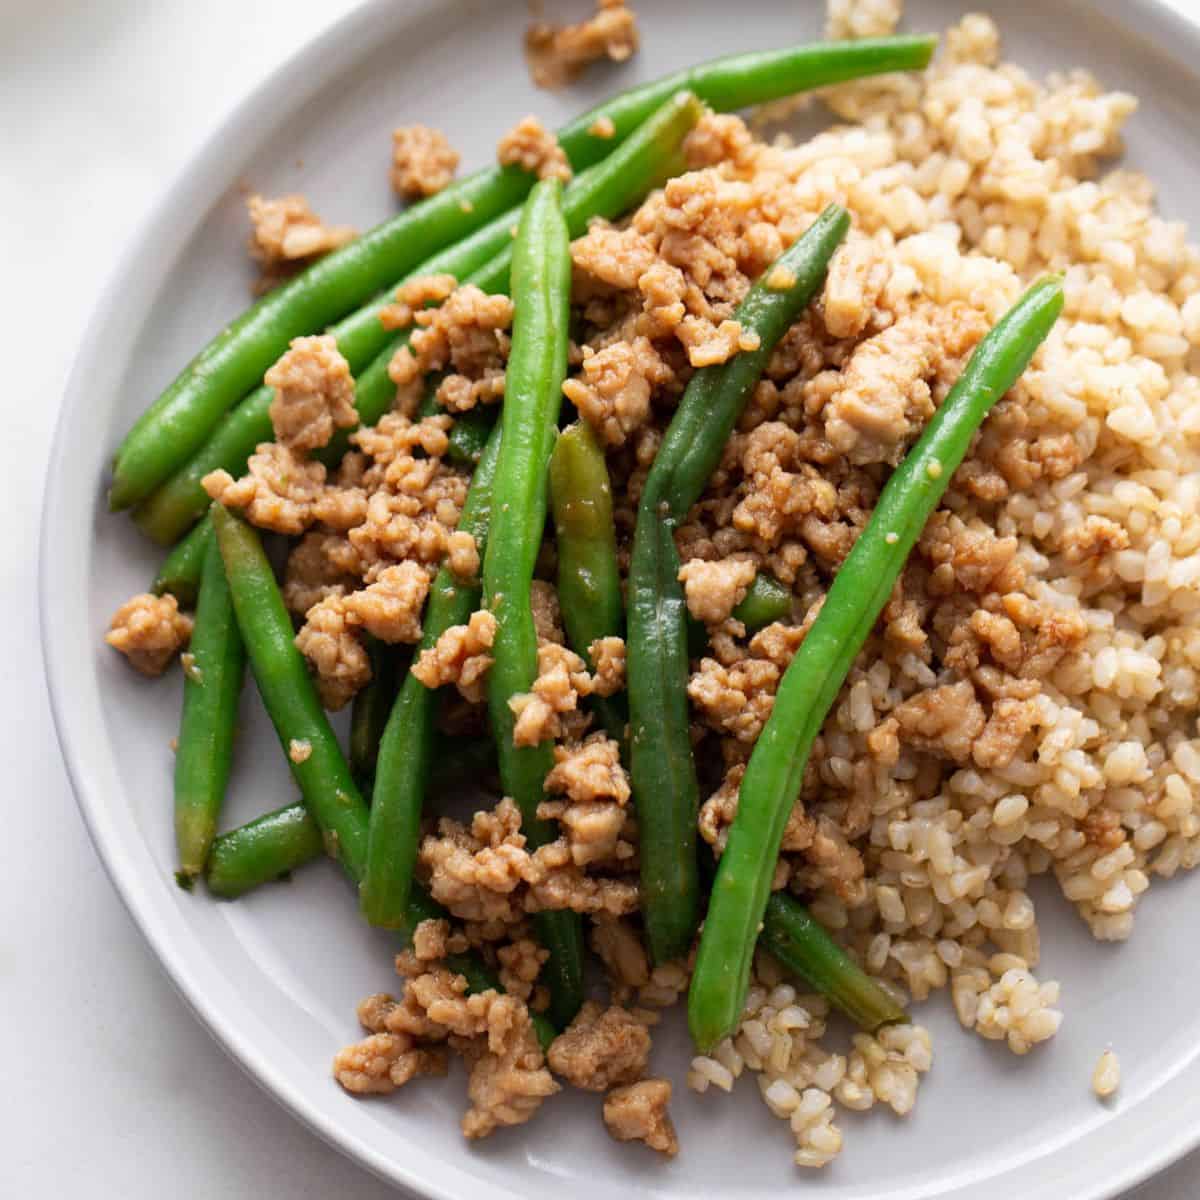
left=761, top=892, right=907, bottom=1032
left=108, top=176, right=540, bottom=512
left=733, top=571, right=792, bottom=629
left=204, top=806, right=553, bottom=1048
left=206, top=802, right=325, bottom=898
left=152, top=515, right=212, bottom=606
left=548, top=421, right=627, bottom=746
left=483, top=179, right=584, bottom=1028
left=628, top=204, right=850, bottom=964
left=205, top=737, right=497, bottom=899
left=174, top=529, right=246, bottom=884
left=130, top=206, right=525, bottom=544
left=211, top=502, right=370, bottom=879
left=688, top=276, right=1064, bottom=1051
left=127, top=35, right=935, bottom=527
left=349, top=640, right=404, bottom=788
left=359, top=426, right=503, bottom=930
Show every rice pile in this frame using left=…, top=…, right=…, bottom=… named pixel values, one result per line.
left=685, top=0, right=1200, bottom=1164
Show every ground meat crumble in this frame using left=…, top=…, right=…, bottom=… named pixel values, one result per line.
left=390, top=124, right=460, bottom=199
left=105, top=593, right=193, bottom=676
left=496, top=115, right=572, bottom=183
left=524, top=0, right=640, bottom=90
left=265, top=334, right=357, bottom=455
left=603, top=1078, right=679, bottom=1157
left=246, top=193, right=354, bottom=293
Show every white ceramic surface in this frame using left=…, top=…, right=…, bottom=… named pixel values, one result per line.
left=40, top=1, right=1200, bottom=1197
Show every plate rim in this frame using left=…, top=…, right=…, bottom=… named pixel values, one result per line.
left=39, top=0, right=1200, bottom=1196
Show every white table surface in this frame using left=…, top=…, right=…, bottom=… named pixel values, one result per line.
left=4, top=0, right=1198, bottom=1195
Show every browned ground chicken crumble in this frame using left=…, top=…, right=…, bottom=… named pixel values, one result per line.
left=390, top=124, right=460, bottom=199
left=245, top=193, right=355, bottom=294
left=497, top=116, right=573, bottom=183
left=108, top=0, right=1200, bottom=1167
left=525, top=0, right=640, bottom=91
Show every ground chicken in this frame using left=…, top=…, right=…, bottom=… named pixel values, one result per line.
left=603, top=1078, right=678, bottom=1157
left=541, top=735, right=631, bottom=866
left=105, top=593, right=193, bottom=676
left=819, top=304, right=987, bottom=466
left=203, top=444, right=360, bottom=536
left=378, top=273, right=458, bottom=331
left=678, top=555, right=757, bottom=625
left=563, top=336, right=674, bottom=446
left=588, top=636, right=626, bottom=696
left=457, top=994, right=560, bottom=1139
left=340, top=561, right=431, bottom=644
left=282, top=530, right=362, bottom=616
left=524, top=0, right=639, bottom=90
left=688, top=655, right=781, bottom=743
left=246, top=193, right=354, bottom=292
left=294, top=594, right=372, bottom=710
left=496, top=115, right=572, bottom=182
left=547, top=1001, right=651, bottom=1091
left=388, top=285, right=513, bottom=414
left=446, top=529, right=480, bottom=581
left=509, top=642, right=595, bottom=746
left=265, top=334, right=357, bottom=455
left=591, top=915, right=650, bottom=995
left=390, top=124, right=459, bottom=199
left=412, top=609, right=497, bottom=703
left=892, top=680, right=986, bottom=764
left=418, top=798, right=639, bottom=923
left=332, top=1033, right=448, bottom=1095
left=496, top=938, right=549, bottom=1003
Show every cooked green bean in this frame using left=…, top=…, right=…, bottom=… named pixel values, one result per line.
left=211, top=503, right=370, bottom=879
left=122, top=35, right=934, bottom=521
left=360, top=425, right=502, bottom=930
left=483, top=179, right=584, bottom=1028
left=688, top=276, right=1064, bottom=1051
left=174, top=530, right=246, bottom=884
left=205, top=737, right=497, bottom=899
left=733, top=571, right=792, bottom=629
left=153, top=515, right=212, bottom=606
left=349, top=640, right=404, bottom=788
left=206, top=802, right=326, bottom=898
left=131, top=206, right=525, bottom=544
left=548, top=421, right=627, bottom=745
left=109, top=186, right=535, bottom=513
left=761, top=892, right=907, bottom=1032
left=628, top=204, right=850, bottom=965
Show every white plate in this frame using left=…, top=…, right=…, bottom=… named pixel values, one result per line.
left=41, top=0, right=1200, bottom=1196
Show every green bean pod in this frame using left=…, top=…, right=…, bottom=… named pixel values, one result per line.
left=109, top=175, right=538, bottom=512
left=205, top=736, right=497, bottom=899
left=733, top=571, right=792, bottom=629
left=359, top=426, right=502, bottom=929
left=761, top=892, right=907, bottom=1033
left=206, top=802, right=325, bottom=898
left=628, top=204, right=850, bottom=964
left=131, top=205, right=525, bottom=545
left=548, top=421, right=627, bottom=745
left=483, top=179, right=584, bottom=1028
left=689, top=276, right=1064, bottom=1051
left=153, top=515, right=213, bottom=606
left=126, top=35, right=935, bottom=526
left=174, top=529, right=247, bottom=883
left=211, top=503, right=371, bottom=879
